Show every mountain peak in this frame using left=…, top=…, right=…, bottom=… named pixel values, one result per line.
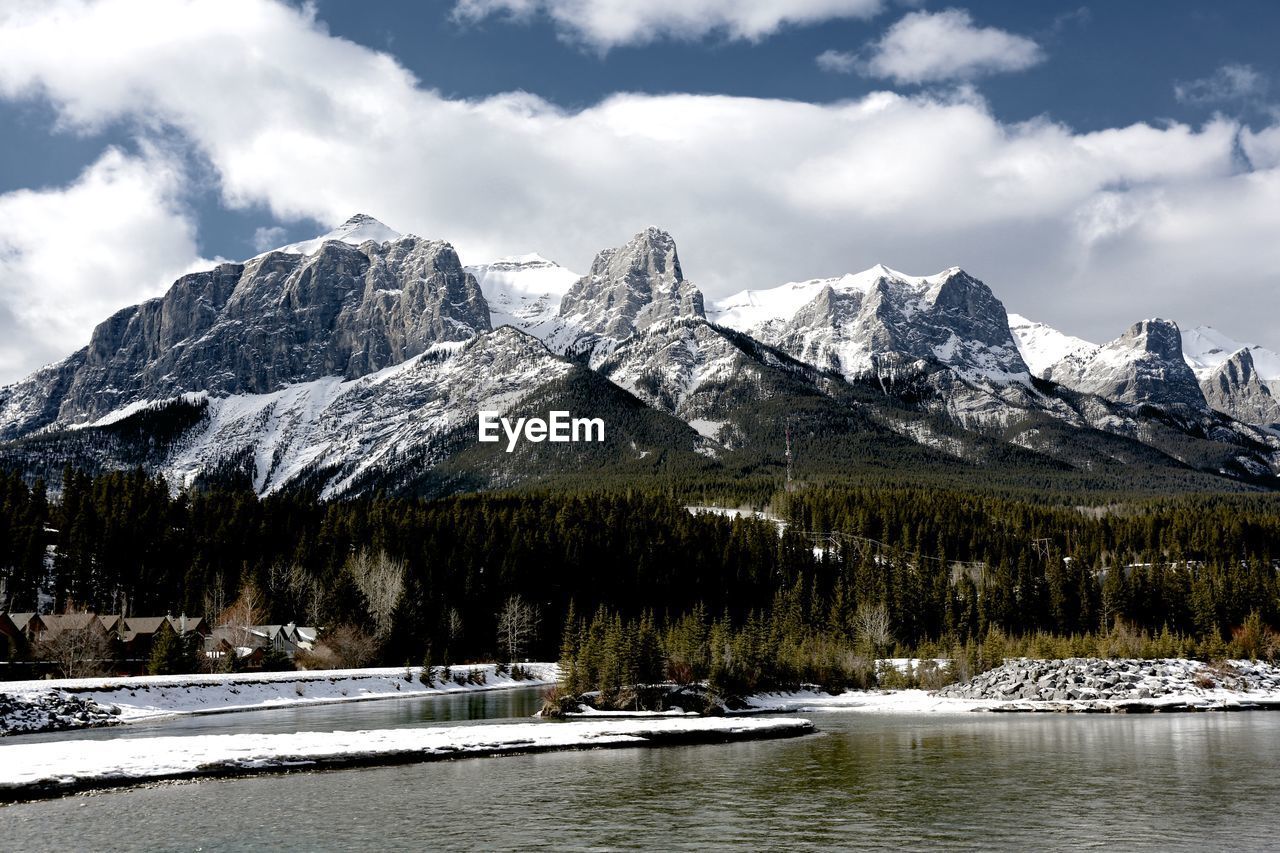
left=267, top=214, right=403, bottom=258
left=553, top=229, right=703, bottom=362
left=1122, top=318, right=1183, bottom=360
left=1048, top=317, right=1206, bottom=409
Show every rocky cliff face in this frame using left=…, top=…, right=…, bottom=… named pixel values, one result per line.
left=596, top=317, right=817, bottom=445
left=1046, top=319, right=1207, bottom=409
left=2, top=218, right=1278, bottom=494
left=0, top=217, right=491, bottom=429
left=551, top=228, right=704, bottom=361
left=713, top=265, right=1029, bottom=386
left=162, top=325, right=573, bottom=496
left=1201, top=348, right=1280, bottom=427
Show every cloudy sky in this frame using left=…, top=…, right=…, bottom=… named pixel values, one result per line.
left=1, top=0, right=1279, bottom=383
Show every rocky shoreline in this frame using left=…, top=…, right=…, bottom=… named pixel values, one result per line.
left=938, top=658, right=1280, bottom=712
left=0, top=692, right=121, bottom=736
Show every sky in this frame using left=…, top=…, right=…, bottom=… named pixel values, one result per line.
left=1, top=0, right=1279, bottom=382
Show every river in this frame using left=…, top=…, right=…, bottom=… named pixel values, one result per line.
left=3, top=689, right=1280, bottom=851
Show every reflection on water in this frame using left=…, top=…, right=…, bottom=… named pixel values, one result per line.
left=7, top=685, right=549, bottom=744
left=4, top=708, right=1280, bottom=851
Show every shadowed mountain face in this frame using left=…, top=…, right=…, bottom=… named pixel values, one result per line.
left=1046, top=319, right=1208, bottom=411
left=1202, top=349, right=1280, bottom=428
left=0, top=220, right=1278, bottom=497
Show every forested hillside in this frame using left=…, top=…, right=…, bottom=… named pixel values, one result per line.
left=3, top=468, right=1278, bottom=681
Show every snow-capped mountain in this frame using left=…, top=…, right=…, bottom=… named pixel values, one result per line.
left=1007, top=313, right=1095, bottom=378
left=1, top=215, right=1278, bottom=496
left=551, top=227, right=704, bottom=363
left=1200, top=349, right=1280, bottom=428
left=0, top=216, right=490, bottom=436
left=266, top=213, right=404, bottom=257
left=710, top=265, right=1029, bottom=386
left=596, top=317, right=819, bottom=446
left=465, top=254, right=579, bottom=338
left=1182, top=325, right=1280, bottom=394
left=1045, top=319, right=1207, bottom=410
left=165, top=327, right=575, bottom=496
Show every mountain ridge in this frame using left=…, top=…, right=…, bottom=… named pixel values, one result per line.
left=1, top=217, right=1277, bottom=497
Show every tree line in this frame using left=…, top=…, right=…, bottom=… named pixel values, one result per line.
left=1, top=468, right=1278, bottom=676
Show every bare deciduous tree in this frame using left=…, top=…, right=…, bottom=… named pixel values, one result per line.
left=344, top=550, right=405, bottom=642
left=38, top=626, right=113, bottom=678
left=496, top=596, right=539, bottom=662
left=854, top=602, right=893, bottom=658
left=220, top=581, right=266, bottom=650
left=297, top=623, right=377, bottom=670
left=288, top=563, right=325, bottom=626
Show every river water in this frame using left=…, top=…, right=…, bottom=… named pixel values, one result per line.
left=3, top=690, right=1280, bottom=851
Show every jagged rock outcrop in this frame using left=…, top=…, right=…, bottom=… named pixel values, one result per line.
left=0, top=216, right=491, bottom=430
left=1201, top=348, right=1280, bottom=427
left=0, top=351, right=86, bottom=440
left=1047, top=319, right=1207, bottom=409
left=596, top=317, right=821, bottom=445
left=713, top=265, right=1029, bottom=385
left=551, top=227, right=704, bottom=361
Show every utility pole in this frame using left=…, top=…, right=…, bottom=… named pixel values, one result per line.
left=785, top=419, right=794, bottom=492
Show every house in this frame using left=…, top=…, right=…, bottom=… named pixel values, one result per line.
left=289, top=624, right=320, bottom=650
left=0, top=613, right=28, bottom=658
left=204, top=626, right=268, bottom=668
left=116, top=615, right=208, bottom=673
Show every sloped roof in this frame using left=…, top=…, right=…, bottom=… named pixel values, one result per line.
left=41, top=613, right=102, bottom=636
left=123, top=616, right=171, bottom=636
left=7, top=612, right=41, bottom=632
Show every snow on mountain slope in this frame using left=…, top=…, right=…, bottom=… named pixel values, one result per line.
left=709, top=264, right=934, bottom=334
left=1046, top=319, right=1207, bottom=409
left=1183, top=325, right=1280, bottom=391
left=1199, top=349, right=1280, bottom=428
left=465, top=254, right=580, bottom=338
left=1007, top=313, right=1096, bottom=378
left=597, top=318, right=794, bottom=434
left=551, top=228, right=704, bottom=364
left=267, top=213, right=403, bottom=257
left=157, top=327, right=572, bottom=496
left=711, top=264, right=1029, bottom=385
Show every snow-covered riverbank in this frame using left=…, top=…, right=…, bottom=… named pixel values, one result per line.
left=0, top=716, right=815, bottom=801
left=743, top=658, right=1280, bottom=715
left=0, top=663, right=557, bottom=735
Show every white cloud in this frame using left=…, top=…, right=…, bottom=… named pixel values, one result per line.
left=858, top=8, right=1044, bottom=84
left=0, top=0, right=1278, bottom=381
left=252, top=225, right=288, bottom=252
left=816, top=49, right=859, bottom=74
left=451, top=0, right=883, bottom=51
left=0, top=146, right=203, bottom=381
left=1174, top=63, right=1268, bottom=106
